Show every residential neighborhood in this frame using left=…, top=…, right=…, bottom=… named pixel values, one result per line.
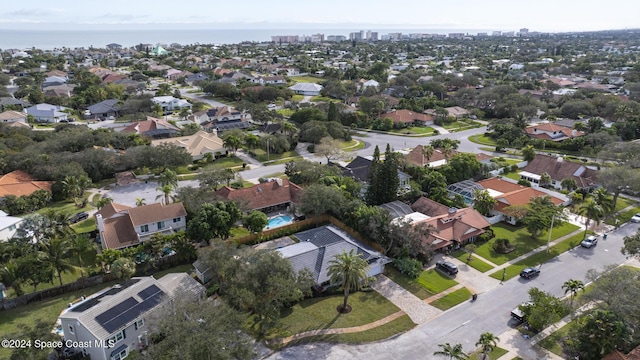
left=2, top=22, right=640, bottom=360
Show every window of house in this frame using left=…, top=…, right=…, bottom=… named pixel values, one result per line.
left=111, top=347, right=128, bottom=360
left=134, top=319, right=144, bottom=330
left=172, top=217, right=181, bottom=223
left=157, top=221, right=165, bottom=230
left=108, top=330, right=125, bottom=345
left=68, top=324, right=74, bottom=335
left=140, top=225, right=149, bottom=233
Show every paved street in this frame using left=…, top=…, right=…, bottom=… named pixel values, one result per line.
left=267, top=222, right=639, bottom=360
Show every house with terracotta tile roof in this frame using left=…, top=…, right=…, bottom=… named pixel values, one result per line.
left=0, top=170, right=54, bottom=198
left=214, top=178, right=303, bottom=213
left=382, top=197, right=490, bottom=251
left=94, top=202, right=187, bottom=249
left=120, top=116, right=180, bottom=139
left=405, top=145, right=456, bottom=168
left=150, top=130, right=225, bottom=160
left=380, top=109, right=434, bottom=126
left=475, top=178, right=567, bottom=225
left=520, top=154, right=598, bottom=190
left=0, top=110, right=27, bottom=124
left=525, top=123, right=584, bottom=142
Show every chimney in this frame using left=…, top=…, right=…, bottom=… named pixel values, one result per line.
left=557, top=156, right=563, bottom=163
left=275, top=178, right=283, bottom=187
left=448, top=207, right=457, bottom=214
left=571, top=129, right=577, bottom=137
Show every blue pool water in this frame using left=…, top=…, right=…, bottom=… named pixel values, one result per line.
left=267, top=215, right=293, bottom=228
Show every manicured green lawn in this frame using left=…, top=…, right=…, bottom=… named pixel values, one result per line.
left=441, top=120, right=483, bottom=132
left=72, top=218, right=96, bottom=234
left=605, top=206, right=640, bottom=225
left=340, top=139, right=365, bottom=151
left=289, top=76, right=323, bottom=84
left=277, top=108, right=295, bottom=117
left=612, top=197, right=634, bottom=213
left=286, top=314, right=415, bottom=346
left=209, top=156, right=245, bottom=169
left=230, top=226, right=251, bottom=239
left=490, top=230, right=588, bottom=281
left=502, top=171, right=522, bottom=181
left=274, top=291, right=400, bottom=338
left=37, top=199, right=93, bottom=216
left=430, top=287, right=472, bottom=310
left=476, top=223, right=579, bottom=265
left=383, top=267, right=457, bottom=300
left=538, top=320, right=577, bottom=356
left=291, top=94, right=305, bottom=102
left=389, top=126, right=435, bottom=135
left=467, top=346, right=509, bottom=360
left=253, top=149, right=301, bottom=163
left=468, top=134, right=497, bottom=146
left=452, top=251, right=495, bottom=272
left=151, top=264, right=194, bottom=279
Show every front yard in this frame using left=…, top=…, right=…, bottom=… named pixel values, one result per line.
left=253, top=149, right=301, bottom=163
left=384, top=267, right=458, bottom=300
left=475, top=222, right=580, bottom=265
left=388, top=126, right=436, bottom=135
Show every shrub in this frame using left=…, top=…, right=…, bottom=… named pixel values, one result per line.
left=206, top=283, right=219, bottom=297
left=307, top=144, right=315, bottom=153
left=493, top=238, right=512, bottom=253
left=518, top=179, right=531, bottom=187
left=477, top=228, right=495, bottom=243
left=392, top=257, right=423, bottom=279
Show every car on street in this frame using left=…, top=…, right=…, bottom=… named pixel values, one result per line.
left=519, top=267, right=540, bottom=279
left=580, top=235, right=598, bottom=248
left=436, top=260, right=459, bottom=275
left=631, top=213, right=640, bottom=223
left=70, top=211, right=89, bottom=224
left=510, top=301, right=533, bottom=322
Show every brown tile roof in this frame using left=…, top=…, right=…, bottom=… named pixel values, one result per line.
left=46, top=70, right=68, bottom=78
left=150, top=131, right=224, bottom=159
left=214, top=179, right=303, bottom=211
left=477, top=178, right=564, bottom=212
left=405, top=145, right=457, bottom=167
left=522, top=154, right=598, bottom=188
left=121, top=116, right=180, bottom=135
left=101, top=215, right=138, bottom=249
left=475, top=153, right=494, bottom=162
left=95, top=202, right=132, bottom=221
left=411, top=197, right=450, bottom=216
left=525, top=123, right=584, bottom=141
left=414, top=207, right=490, bottom=250
left=381, top=109, right=434, bottom=124
left=0, top=170, right=54, bottom=197
left=127, top=202, right=186, bottom=226
left=0, top=110, right=27, bottom=121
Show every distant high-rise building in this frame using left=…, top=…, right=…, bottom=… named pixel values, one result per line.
left=349, top=32, right=363, bottom=41
left=327, top=35, right=347, bottom=42
left=519, top=28, right=529, bottom=35
left=387, top=32, right=403, bottom=40
left=311, top=33, right=324, bottom=42
left=492, top=31, right=502, bottom=36
left=271, top=35, right=299, bottom=44
left=448, top=33, right=465, bottom=39
left=369, top=32, right=379, bottom=41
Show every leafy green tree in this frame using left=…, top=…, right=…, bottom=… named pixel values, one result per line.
left=622, top=230, right=640, bottom=257
left=243, top=133, right=260, bottom=151
left=590, top=188, right=614, bottom=215
left=475, top=332, right=499, bottom=360
left=439, top=153, right=482, bottom=184
left=111, top=257, right=136, bottom=280
left=223, top=134, right=243, bottom=155
left=316, top=136, right=345, bottom=164
left=300, top=184, right=347, bottom=223
left=327, top=101, right=340, bottom=122
left=523, top=287, right=569, bottom=331
left=144, top=298, right=254, bottom=360
left=243, top=211, right=268, bottom=233
left=569, top=309, right=632, bottom=360
left=327, top=249, right=370, bottom=313
left=562, top=279, right=585, bottom=306
left=7, top=320, right=60, bottom=360
left=598, top=166, right=640, bottom=208
left=433, top=342, right=468, bottom=360
left=20, top=254, right=53, bottom=293
left=169, top=232, right=197, bottom=263
left=472, top=189, right=496, bottom=217
left=187, top=201, right=242, bottom=243
left=539, top=172, right=552, bottom=188
left=561, top=178, right=578, bottom=191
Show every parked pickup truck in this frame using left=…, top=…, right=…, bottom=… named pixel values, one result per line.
left=510, top=302, right=533, bottom=322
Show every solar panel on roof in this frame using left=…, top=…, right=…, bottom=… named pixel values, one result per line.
left=137, top=284, right=162, bottom=300
left=70, top=298, right=100, bottom=312
left=95, top=297, right=139, bottom=332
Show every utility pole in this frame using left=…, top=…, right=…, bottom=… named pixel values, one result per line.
left=546, top=215, right=555, bottom=253
left=267, top=138, right=270, bottom=162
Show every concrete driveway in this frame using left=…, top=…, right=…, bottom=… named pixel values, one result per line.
left=103, top=179, right=199, bottom=207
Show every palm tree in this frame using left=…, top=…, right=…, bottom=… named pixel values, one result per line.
left=156, top=184, right=175, bottom=205
left=61, top=175, right=81, bottom=205
left=135, top=198, right=147, bottom=207
left=327, top=249, right=370, bottom=313
left=421, top=145, right=434, bottom=166
left=475, top=332, right=499, bottom=360
left=1, top=259, right=25, bottom=296
left=68, top=234, right=95, bottom=277
left=244, top=133, right=260, bottom=151
left=562, top=279, right=585, bottom=306
left=442, top=143, right=454, bottom=160
left=94, top=196, right=113, bottom=209
left=43, top=237, right=76, bottom=286
left=223, top=134, right=242, bottom=155
left=561, top=178, right=578, bottom=191
left=577, top=196, right=604, bottom=239
left=158, top=169, right=179, bottom=189
left=281, top=121, right=298, bottom=142
left=539, top=172, right=552, bottom=188
left=434, top=342, right=468, bottom=360
left=590, top=188, right=614, bottom=215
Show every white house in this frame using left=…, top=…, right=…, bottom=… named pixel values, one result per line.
left=288, top=82, right=323, bottom=96
left=0, top=211, right=23, bottom=242
left=25, top=103, right=69, bottom=123
left=151, top=96, right=191, bottom=113
left=58, top=274, right=204, bottom=360
left=95, top=202, right=187, bottom=250
left=361, top=79, right=380, bottom=89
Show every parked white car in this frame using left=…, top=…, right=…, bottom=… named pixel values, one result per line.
left=631, top=214, right=640, bottom=223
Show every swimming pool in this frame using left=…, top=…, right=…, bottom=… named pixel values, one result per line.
left=266, top=215, right=293, bottom=229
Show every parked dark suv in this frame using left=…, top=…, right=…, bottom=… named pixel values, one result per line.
left=519, top=267, right=540, bottom=279
left=436, top=260, right=459, bottom=275
left=70, top=212, right=89, bottom=224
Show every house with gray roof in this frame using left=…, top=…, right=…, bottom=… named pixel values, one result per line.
left=87, top=99, right=120, bottom=119
left=288, top=82, right=323, bottom=96
left=277, top=225, right=390, bottom=290
left=58, top=274, right=204, bottom=360
left=25, top=103, right=68, bottom=123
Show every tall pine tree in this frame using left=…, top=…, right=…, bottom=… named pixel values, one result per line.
left=381, top=144, right=400, bottom=203
left=366, top=145, right=383, bottom=205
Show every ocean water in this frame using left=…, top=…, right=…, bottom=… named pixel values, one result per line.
left=0, top=28, right=486, bottom=50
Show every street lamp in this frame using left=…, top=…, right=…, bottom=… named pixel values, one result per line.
left=546, top=214, right=555, bottom=253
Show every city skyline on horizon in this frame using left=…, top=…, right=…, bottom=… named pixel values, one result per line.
left=1, top=0, right=639, bottom=33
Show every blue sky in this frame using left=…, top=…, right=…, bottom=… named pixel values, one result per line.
left=1, top=0, right=639, bottom=32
